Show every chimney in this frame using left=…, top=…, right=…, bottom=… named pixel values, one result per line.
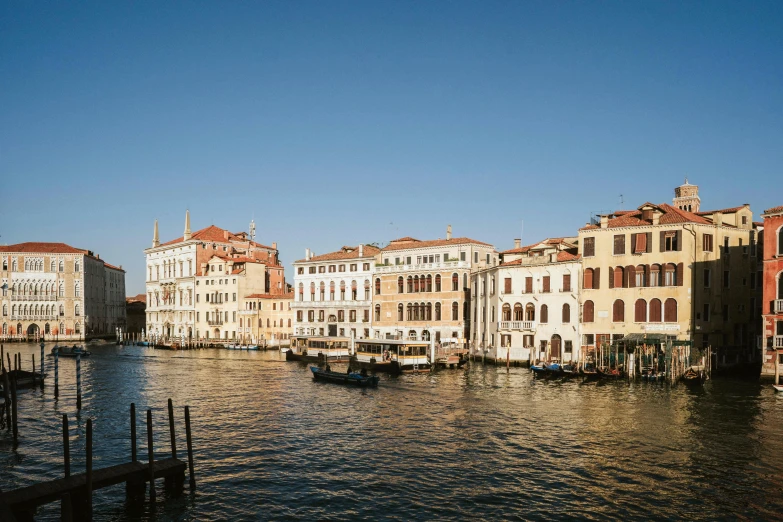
left=514, top=238, right=521, bottom=249
left=600, top=215, right=609, bottom=229
left=359, top=244, right=364, bottom=257
left=714, top=212, right=723, bottom=227
left=184, top=210, right=191, bottom=241
left=152, top=219, right=160, bottom=248
left=652, top=210, right=662, bottom=225
left=223, top=230, right=229, bottom=240
left=305, top=248, right=311, bottom=261
left=272, top=242, right=277, bottom=250
left=446, top=225, right=452, bottom=240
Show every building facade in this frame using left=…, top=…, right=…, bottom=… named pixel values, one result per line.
left=292, top=245, right=380, bottom=339
left=1, top=242, right=126, bottom=340
left=126, top=294, right=147, bottom=335
left=761, top=205, right=783, bottom=377
left=144, top=212, right=285, bottom=341
left=240, top=293, right=294, bottom=346
left=372, top=228, right=495, bottom=342
left=471, top=238, right=581, bottom=363
left=579, top=186, right=757, bottom=357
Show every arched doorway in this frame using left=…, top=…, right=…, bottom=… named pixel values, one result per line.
left=422, top=330, right=431, bottom=341
left=213, top=328, right=220, bottom=339
left=188, top=327, right=192, bottom=339
left=550, top=334, right=562, bottom=361
left=165, top=323, right=171, bottom=338
left=45, top=323, right=51, bottom=334
left=27, top=323, right=40, bottom=339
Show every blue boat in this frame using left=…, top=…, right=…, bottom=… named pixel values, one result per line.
left=310, top=366, right=379, bottom=387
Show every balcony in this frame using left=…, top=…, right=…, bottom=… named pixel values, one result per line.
left=207, top=320, right=224, bottom=326
left=498, top=320, right=535, bottom=331
left=775, top=336, right=783, bottom=349
left=291, top=300, right=372, bottom=309
left=775, top=300, right=783, bottom=313
left=374, top=260, right=470, bottom=274
left=11, top=295, right=57, bottom=301
left=9, top=315, right=58, bottom=321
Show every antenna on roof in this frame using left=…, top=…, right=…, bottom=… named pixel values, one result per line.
left=619, top=194, right=624, bottom=207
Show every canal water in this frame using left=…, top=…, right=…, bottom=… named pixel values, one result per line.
left=1, top=342, right=782, bottom=521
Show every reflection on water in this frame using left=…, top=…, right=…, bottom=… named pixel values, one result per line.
left=1, top=343, right=782, bottom=521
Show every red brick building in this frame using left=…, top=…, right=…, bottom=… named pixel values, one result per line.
left=761, top=205, right=783, bottom=378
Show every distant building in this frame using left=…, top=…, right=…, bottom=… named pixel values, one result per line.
left=126, top=294, right=147, bottom=335
left=761, top=205, right=783, bottom=377
left=144, top=211, right=286, bottom=341
left=1, top=242, right=126, bottom=340
left=240, top=293, right=294, bottom=346
left=292, top=245, right=380, bottom=339
left=472, top=238, right=581, bottom=364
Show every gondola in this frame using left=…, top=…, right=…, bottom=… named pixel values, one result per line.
left=773, top=384, right=783, bottom=392
left=0, top=369, right=45, bottom=391
left=561, top=364, right=579, bottom=379
left=530, top=363, right=549, bottom=377
left=51, top=345, right=91, bottom=357
left=596, top=367, right=623, bottom=380
left=681, top=367, right=706, bottom=386
left=310, top=366, right=379, bottom=387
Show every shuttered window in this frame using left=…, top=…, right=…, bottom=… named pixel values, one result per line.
left=594, top=267, right=600, bottom=289
left=525, top=277, right=533, bottom=293
left=613, top=299, right=625, bottom=323
left=504, top=278, right=512, bottom=294
left=540, top=305, right=548, bottom=324
left=583, top=301, right=594, bottom=323
left=703, top=234, right=713, bottom=252
left=583, top=237, right=595, bottom=257
left=563, top=273, right=571, bottom=292
left=633, top=233, right=650, bottom=253
left=664, top=298, right=678, bottom=322
left=613, top=235, right=626, bottom=255
left=649, top=299, right=662, bottom=322
left=661, top=230, right=682, bottom=252
left=612, top=266, right=623, bottom=288
left=584, top=268, right=594, bottom=289
left=634, top=299, right=647, bottom=322
left=542, top=276, right=550, bottom=293
left=562, top=303, right=570, bottom=323
left=627, top=265, right=636, bottom=288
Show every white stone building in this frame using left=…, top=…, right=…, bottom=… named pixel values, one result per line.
left=1, top=242, right=126, bottom=340
left=471, top=238, right=581, bottom=364
left=292, top=245, right=380, bottom=339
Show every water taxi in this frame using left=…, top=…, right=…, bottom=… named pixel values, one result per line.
left=351, top=339, right=431, bottom=374
left=285, top=336, right=351, bottom=363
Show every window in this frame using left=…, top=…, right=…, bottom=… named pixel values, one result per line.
left=363, top=263, right=370, bottom=271
left=350, top=264, right=357, bottom=272
left=612, top=300, right=624, bottom=322
left=398, top=277, right=404, bottom=293
left=363, top=310, right=370, bottom=322
left=74, top=283, right=80, bottom=297
left=703, top=303, right=710, bottom=321
left=540, top=305, right=548, bottom=323
left=460, top=252, right=466, bottom=262
left=329, top=265, right=336, bottom=273
left=633, top=233, right=650, bottom=253
left=634, top=299, right=647, bottom=322
left=661, top=230, right=681, bottom=252
left=474, top=252, right=478, bottom=263
left=233, top=293, right=236, bottom=302
left=704, top=269, right=711, bottom=288
left=583, top=237, right=595, bottom=257
left=613, top=235, right=626, bottom=255
left=435, top=275, right=442, bottom=292
left=451, top=302, right=458, bottom=320
left=375, top=278, right=381, bottom=295
left=583, top=268, right=594, bottom=289
left=318, top=266, right=325, bottom=273
left=349, top=310, right=356, bottom=322
left=74, top=260, right=80, bottom=272
left=664, top=263, right=677, bottom=286
left=723, top=236, right=730, bottom=254
left=398, top=304, right=404, bottom=321
left=779, top=227, right=783, bottom=255
left=75, top=304, right=81, bottom=316
left=525, top=277, right=533, bottom=293
left=338, top=310, right=345, bottom=322
left=562, top=304, right=570, bottom=323
left=612, top=266, right=624, bottom=288
left=309, top=267, right=316, bottom=274
left=504, top=278, right=512, bottom=294
left=562, top=274, right=571, bottom=292
left=635, top=265, right=646, bottom=287
left=542, top=276, right=550, bottom=293
left=451, top=273, right=459, bottom=291
left=703, top=234, right=713, bottom=252
left=664, top=298, right=678, bottom=323
left=339, top=265, right=346, bottom=272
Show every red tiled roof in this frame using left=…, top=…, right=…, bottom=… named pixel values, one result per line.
left=696, top=206, right=747, bottom=216
left=126, top=294, right=147, bottom=303
left=295, top=245, right=381, bottom=263
left=500, top=244, right=535, bottom=255
left=160, top=225, right=274, bottom=250
left=501, top=237, right=575, bottom=255
left=245, top=292, right=294, bottom=299
left=103, top=262, right=124, bottom=272
left=381, top=237, right=492, bottom=252
left=763, top=205, right=783, bottom=216
left=500, top=251, right=580, bottom=267
left=0, top=242, right=88, bottom=254
left=389, top=237, right=420, bottom=243
left=557, top=251, right=581, bottom=262
left=580, top=203, right=712, bottom=230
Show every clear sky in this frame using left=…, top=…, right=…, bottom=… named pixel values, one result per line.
left=2, top=1, right=781, bottom=294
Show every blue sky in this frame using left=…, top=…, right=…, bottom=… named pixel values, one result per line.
left=1, top=1, right=781, bottom=294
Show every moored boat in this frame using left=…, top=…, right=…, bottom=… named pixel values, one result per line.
left=0, top=369, right=45, bottom=391
left=596, top=367, right=623, bottom=380
left=310, top=366, right=379, bottom=387
left=681, top=366, right=707, bottom=386
left=51, top=345, right=91, bottom=357
left=351, top=339, right=431, bottom=373
left=286, top=336, right=352, bottom=363
left=773, top=384, right=783, bottom=392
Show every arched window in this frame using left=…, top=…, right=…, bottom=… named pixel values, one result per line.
left=75, top=322, right=81, bottom=334
left=612, top=266, right=624, bottom=288
left=562, top=304, right=570, bottom=323
left=298, top=283, right=304, bottom=301
left=12, top=259, right=17, bottom=271
left=779, top=226, right=783, bottom=255
left=414, top=275, right=420, bottom=293
left=309, top=282, right=315, bottom=300
left=2, top=259, right=6, bottom=270
left=375, top=278, right=381, bottom=296
left=406, top=303, right=412, bottom=321
left=540, top=304, right=548, bottom=323
left=398, top=303, right=404, bottom=321
left=426, top=275, right=432, bottom=292
left=50, top=260, right=55, bottom=272
left=502, top=303, right=511, bottom=321
left=435, top=275, right=441, bottom=292
left=329, top=281, right=335, bottom=300
left=452, top=273, right=459, bottom=291
left=490, top=277, right=495, bottom=295
left=74, top=260, right=80, bottom=272
left=374, top=304, right=381, bottom=322
left=59, top=322, right=64, bottom=334
left=340, top=280, right=346, bottom=299
left=59, top=304, right=64, bottom=316
left=435, top=302, right=441, bottom=321
left=2, top=304, right=6, bottom=316
left=664, top=298, right=678, bottom=322
left=407, top=276, right=413, bottom=293
left=612, top=299, right=625, bottom=323
left=636, top=265, right=647, bottom=287
left=451, top=301, right=458, bottom=320
left=778, top=271, right=783, bottom=299
left=583, top=300, right=594, bottom=323
left=398, top=276, right=404, bottom=293
left=319, top=281, right=325, bottom=301
left=525, top=303, right=535, bottom=321
left=649, top=298, right=662, bottom=322
left=425, top=302, right=432, bottom=320
left=58, top=260, right=64, bottom=272
left=364, top=279, right=371, bottom=300
left=635, top=299, right=647, bottom=322
left=513, top=303, right=523, bottom=321
left=1, top=323, right=6, bottom=335
left=584, top=268, right=594, bottom=289
left=665, top=263, right=677, bottom=286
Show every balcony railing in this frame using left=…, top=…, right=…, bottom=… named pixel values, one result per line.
left=374, top=260, right=470, bottom=274
left=774, top=335, right=783, bottom=349
left=775, top=300, right=783, bottom=313
left=10, top=295, right=58, bottom=301
left=498, top=320, right=535, bottom=331
left=9, top=315, right=58, bottom=321
left=291, top=300, right=372, bottom=309
left=207, top=320, right=224, bottom=326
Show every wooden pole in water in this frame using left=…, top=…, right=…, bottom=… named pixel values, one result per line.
left=168, top=399, right=177, bottom=460
left=86, top=418, right=93, bottom=521
left=6, top=353, right=11, bottom=374
left=2, top=369, right=10, bottom=432
left=61, top=493, right=73, bottom=522
left=54, top=348, right=59, bottom=399
left=775, top=348, right=780, bottom=386
left=63, top=414, right=70, bottom=477
left=1, top=345, right=4, bottom=372
left=185, top=405, right=196, bottom=490
left=10, top=376, right=18, bottom=442
left=31, top=354, right=36, bottom=387
left=147, top=409, right=156, bottom=502
left=130, top=403, right=137, bottom=462
left=76, top=352, right=82, bottom=410
left=40, top=342, right=44, bottom=390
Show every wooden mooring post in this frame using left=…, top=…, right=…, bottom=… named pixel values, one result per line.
left=147, top=409, right=156, bottom=503
left=10, top=376, right=18, bottom=442
left=185, top=405, right=196, bottom=490
left=54, top=349, right=59, bottom=399
left=2, top=369, right=11, bottom=433
left=76, top=352, right=82, bottom=410
left=63, top=414, right=71, bottom=478
left=39, top=342, right=44, bottom=391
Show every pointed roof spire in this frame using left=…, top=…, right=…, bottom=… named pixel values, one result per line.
left=152, top=219, right=160, bottom=248
left=184, top=209, right=192, bottom=241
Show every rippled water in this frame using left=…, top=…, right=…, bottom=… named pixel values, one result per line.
left=1, top=342, right=783, bottom=521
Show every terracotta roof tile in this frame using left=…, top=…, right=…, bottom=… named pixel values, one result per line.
left=103, top=262, right=124, bottom=272
left=763, top=205, right=783, bottom=216
left=389, top=237, right=420, bottom=243
left=0, top=242, right=88, bottom=254
left=296, top=245, right=381, bottom=263
left=126, top=294, right=147, bottom=303
left=381, top=237, right=492, bottom=252
left=160, top=225, right=275, bottom=250
left=245, top=292, right=294, bottom=299
left=580, top=203, right=713, bottom=230
left=696, top=206, right=747, bottom=215
left=557, top=251, right=581, bottom=262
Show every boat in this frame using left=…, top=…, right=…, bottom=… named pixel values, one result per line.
left=0, top=369, right=45, bottom=391
left=596, top=367, right=623, bottom=380
left=561, top=364, right=579, bottom=378
left=530, top=363, right=549, bottom=377
left=310, top=366, right=379, bottom=387
left=351, top=339, right=431, bottom=373
left=773, top=384, right=783, bottom=392
left=51, top=345, right=91, bottom=357
left=286, top=336, right=352, bottom=363
left=681, top=366, right=707, bottom=386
